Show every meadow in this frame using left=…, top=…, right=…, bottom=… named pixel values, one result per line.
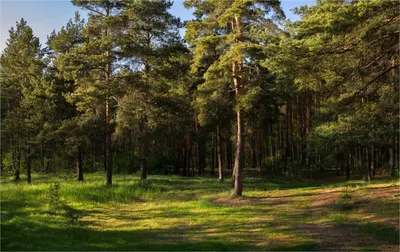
left=1, top=172, right=399, bottom=251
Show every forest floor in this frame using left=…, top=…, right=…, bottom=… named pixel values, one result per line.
left=1, top=171, right=399, bottom=251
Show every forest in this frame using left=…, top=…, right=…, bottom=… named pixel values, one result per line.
left=1, top=0, right=399, bottom=251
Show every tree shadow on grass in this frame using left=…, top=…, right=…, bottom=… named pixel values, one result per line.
left=2, top=220, right=302, bottom=251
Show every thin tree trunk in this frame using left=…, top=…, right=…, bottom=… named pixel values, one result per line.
left=104, top=126, right=107, bottom=172
left=105, top=5, right=112, bottom=185
left=251, top=134, right=256, bottom=168
left=140, top=134, right=149, bottom=180
left=14, top=134, right=20, bottom=181
left=195, top=113, right=202, bottom=175
left=217, top=124, right=223, bottom=181
left=190, top=145, right=195, bottom=176
left=233, top=108, right=244, bottom=195
left=296, top=94, right=301, bottom=163
left=346, top=153, right=351, bottom=180
left=77, top=146, right=84, bottom=182
left=182, top=144, right=187, bottom=176
left=371, top=146, right=375, bottom=177
left=306, top=91, right=312, bottom=174
left=285, top=100, right=289, bottom=173
left=40, top=142, right=45, bottom=173
left=232, top=15, right=245, bottom=197
left=211, top=132, right=215, bottom=176
left=15, top=153, right=20, bottom=181
left=227, top=138, right=233, bottom=170
left=365, top=147, right=371, bottom=182
left=288, top=100, right=294, bottom=162
left=27, top=153, right=31, bottom=184
left=335, top=147, right=339, bottom=176
left=389, top=147, right=394, bottom=176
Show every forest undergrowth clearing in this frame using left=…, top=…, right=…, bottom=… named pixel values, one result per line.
left=1, top=173, right=399, bottom=251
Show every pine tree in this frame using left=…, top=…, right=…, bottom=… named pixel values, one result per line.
left=0, top=19, right=43, bottom=181
left=185, top=0, right=284, bottom=196
left=55, top=2, right=125, bottom=185
left=116, top=0, right=188, bottom=179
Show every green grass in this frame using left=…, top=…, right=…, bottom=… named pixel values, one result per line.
left=1, top=172, right=399, bottom=251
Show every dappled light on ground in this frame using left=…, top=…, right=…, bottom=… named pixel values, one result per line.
left=1, top=173, right=399, bottom=251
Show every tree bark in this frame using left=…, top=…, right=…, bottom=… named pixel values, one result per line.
left=227, top=138, right=233, bottom=170
left=77, top=146, right=84, bottom=182
left=285, top=100, right=290, bottom=173
left=389, top=147, right=394, bottom=176
left=346, top=153, right=351, bottom=180
left=251, top=133, right=257, bottom=168
left=306, top=91, right=312, bottom=174
left=15, top=133, right=21, bottom=181
left=371, top=146, right=375, bottom=177
left=211, top=132, right=215, bottom=176
left=217, top=124, right=223, bottom=181
left=335, top=148, right=339, bottom=176
left=27, top=154, right=31, bottom=184
left=104, top=4, right=113, bottom=185
left=288, top=99, right=294, bottom=162
left=232, top=15, right=246, bottom=197
left=296, top=94, right=302, bottom=163
left=182, top=144, right=187, bottom=176
left=365, top=147, right=371, bottom=182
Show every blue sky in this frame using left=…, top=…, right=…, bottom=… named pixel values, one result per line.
left=1, top=0, right=315, bottom=52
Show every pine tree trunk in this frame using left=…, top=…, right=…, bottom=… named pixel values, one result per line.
left=40, top=142, right=45, bottom=173
left=105, top=5, right=112, bottom=185
left=365, top=147, right=371, bottom=182
left=191, top=145, right=195, bottom=176
left=104, top=128, right=107, bottom=172
left=389, top=147, right=394, bottom=176
left=227, top=138, right=233, bottom=170
left=288, top=100, right=294, bottom=162
left=140, top=134, right=149, bottom=180
left=306, top=91, right=312, bottom=174
left=211, top=132, right=215, bottom=176
left=285, top=101, right=289, bottom=173
left=77, top=146, right=83, bottom=182
left=251, top=134, right=256, bottom=168
left=231, top=15, right=246, bottom=197
left=105, top=96, right=112, bottom=184
left=217, top=124, right=223, bottom=181
left=296, top=94, right=302, bottom=163
left=371, top=146, right=375, bottom=177
left=195, top=113, right=201, bottom=175
left=269, top=124, right=273, bottom=160
left=182, top=144, right=187, bottom=176
left=15, top=133, right=21, bottom=181
left=346, top=153, right=351, bottom=180
left=335, top=148, right=339, bottom=176
left=258, top=130, right=263, bottom=172
left=233, top=108, right=244, bottom=195
left=27, top=154, right=31, bottom=184
left=396, top=132, right=400, bottom=174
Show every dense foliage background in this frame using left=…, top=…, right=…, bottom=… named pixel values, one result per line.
left=1, top=0, right=399, bottom=195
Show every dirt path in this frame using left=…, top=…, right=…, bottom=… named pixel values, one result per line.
left=213, top=185, right=399, bottom=250
left=297, top=186, right=399, bottom=251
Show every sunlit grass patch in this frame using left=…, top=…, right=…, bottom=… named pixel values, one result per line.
left=1, top=173, right=399, bottom=251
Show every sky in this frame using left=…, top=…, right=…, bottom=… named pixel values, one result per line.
left=0, top=0, right=316, bottom=52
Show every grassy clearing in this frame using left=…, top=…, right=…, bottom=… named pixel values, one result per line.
left=1, top=173, right=399, bottom=251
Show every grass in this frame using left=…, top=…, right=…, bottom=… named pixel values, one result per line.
left=1, top=172, right=399, bottom=251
